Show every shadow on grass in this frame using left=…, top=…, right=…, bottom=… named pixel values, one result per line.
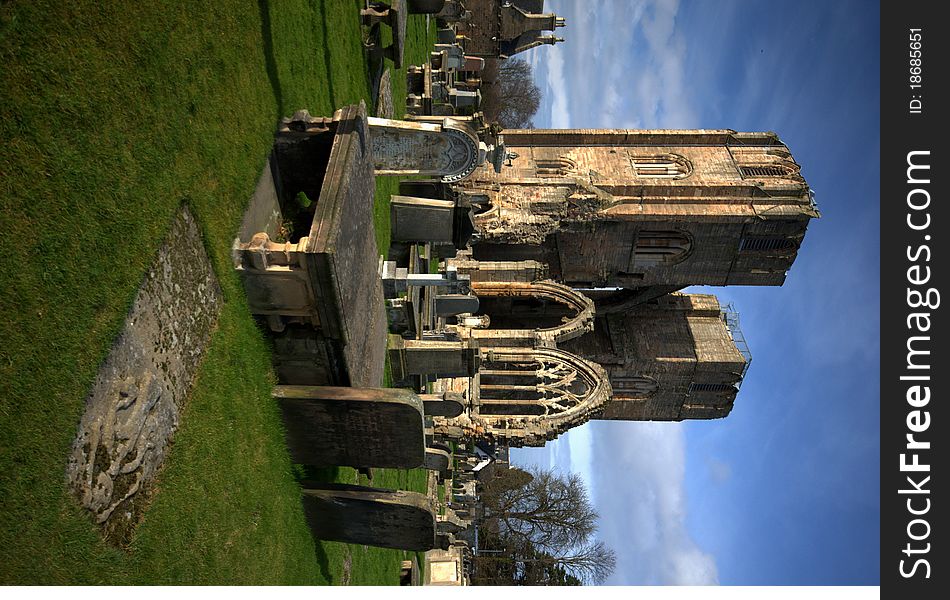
left=257, top=0, right=284, bottom=117
left=294, top=466, right=342, bottom=583
left=317, top=0, right=338, bottom=106
left=293, top=465, right=341, bottom=483
left=313, top=540, right=335, bottom=583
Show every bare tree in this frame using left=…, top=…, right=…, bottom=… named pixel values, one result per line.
left=475, top=538, right=617, bottom=585
left=479, top=58, right=541, bottom=128
left=482, top=467, right=597, bottom=554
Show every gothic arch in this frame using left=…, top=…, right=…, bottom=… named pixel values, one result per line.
left=468, top=346, right=612, bottom=447
left=468, top=280, right=595, bottom=346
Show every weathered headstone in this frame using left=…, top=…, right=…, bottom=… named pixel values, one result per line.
left=434, top=294, right=479, bottom=316
left=367, top=116, right=482, bottom=182
left=436, top=509, right=470, bottom=535
left=421, top=392, right=465, bottom=417
left=388, top=335, right=480, bottom=380
left=424, top=448, right=452, bottom=474
left=275, top=386, right=425, bottom=468
left=301, top=483, right=436, bottom=551
left=361, top=0, right=408, bottom=68
left=390, top=195, right=456, bottom=243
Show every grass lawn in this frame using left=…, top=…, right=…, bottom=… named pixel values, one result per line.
left=1, top=0, right=434, bottom=585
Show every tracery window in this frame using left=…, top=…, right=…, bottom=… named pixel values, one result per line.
left=478, top=355, right=592, bottom=417
left=629, top=153, right=692, bottom=179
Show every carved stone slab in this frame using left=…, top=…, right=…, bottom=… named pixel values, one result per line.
left=275, top=385, right=425, bottom=469
left=66, top=207, right=222, bottom=545
left=301, top=482, right=436, bottom=551
left=368, top=116, right=480, bottom=182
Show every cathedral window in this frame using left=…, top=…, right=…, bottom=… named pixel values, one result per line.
left=631, top=230, right=692, bottom=267
left=629, top=153, right=692, bottom=179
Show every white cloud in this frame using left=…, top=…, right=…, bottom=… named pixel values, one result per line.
left=514, top=421, right=719, bottom=585
left=537, top=0, right=699, bottom=130
left=593, top=421, right=718, bottom=585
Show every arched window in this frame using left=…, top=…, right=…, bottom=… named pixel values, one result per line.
left=629, top=153, right=692, bottom=179
left=535, top=156, right=576, bottom=177
left=631, top=230, right=692, bottom=268
left=738, top=236, right=797, bottom=252
left=612, top=375, right=658, bottom=399
left=468, top=280, right=595, bottom=346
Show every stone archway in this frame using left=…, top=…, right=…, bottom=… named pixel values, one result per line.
left=466, top=280, right=595, bottom=347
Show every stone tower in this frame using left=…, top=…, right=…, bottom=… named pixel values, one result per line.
left=460, top=129, right=820, bottom=300
left=560, top=293, right=750, bottom=421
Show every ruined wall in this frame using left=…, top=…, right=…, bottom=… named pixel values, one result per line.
left=461, top=129, right=818, bottom=289
left=561, top=293, right=747, bottom=420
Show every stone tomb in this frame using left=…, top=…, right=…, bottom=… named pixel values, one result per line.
left=234, top=103, right=386, bottom=388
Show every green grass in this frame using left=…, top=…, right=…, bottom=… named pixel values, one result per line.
left=1, top=0, right=434, bottom=585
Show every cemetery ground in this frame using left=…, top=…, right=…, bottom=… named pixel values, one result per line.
left=1, top=0, right=435, bottom=585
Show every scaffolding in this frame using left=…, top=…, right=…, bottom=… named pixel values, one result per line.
left=721, top=303, right=752, bottom=388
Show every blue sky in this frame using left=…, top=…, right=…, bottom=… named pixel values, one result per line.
left=510, top=0, right=880, bottom=585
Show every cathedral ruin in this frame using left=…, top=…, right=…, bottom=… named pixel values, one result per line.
left=412, top=127, right=819, bottom=446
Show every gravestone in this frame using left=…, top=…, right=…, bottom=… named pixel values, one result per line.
left=367, top=116, right=482, bottom=182
left=388, top=335, right=480, bottom=381
left=434, top=294, right=479, bottom=316
left=275, top=385, right=425, bottom=469
left=361, top=0, right=408, bottom=68
left=424, top=448, right=452, bottom=473
left=421, top=391, right=465, bottom=417
left=437, top=508, right=471, bottom=535
left=390, top=195, right=456, bottom=243
left=301, top=483, right=437, bottom=551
